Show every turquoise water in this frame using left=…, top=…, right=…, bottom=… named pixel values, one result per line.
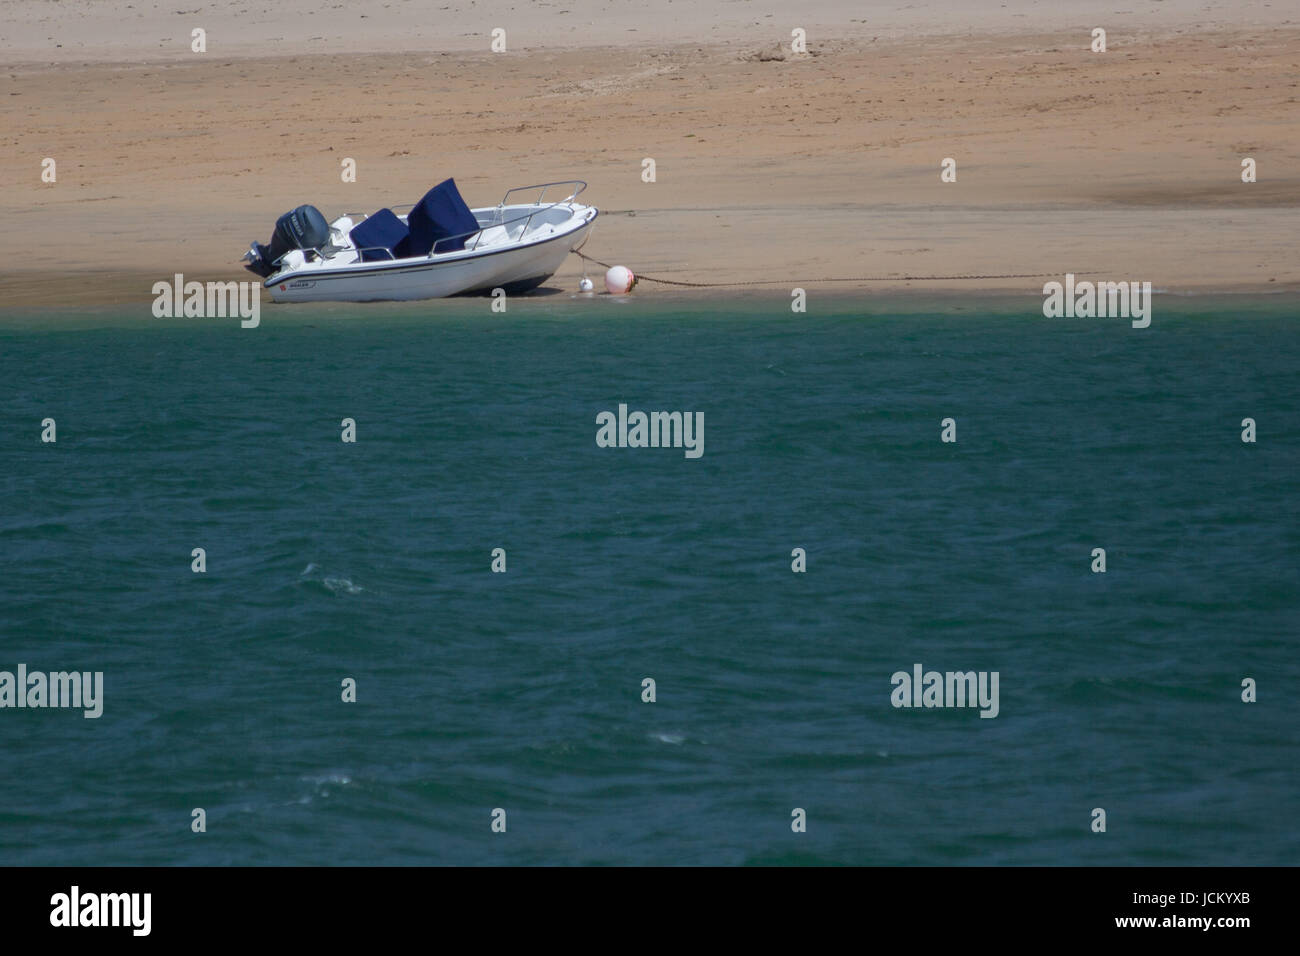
left=1, top=295, right=1296, bottom=865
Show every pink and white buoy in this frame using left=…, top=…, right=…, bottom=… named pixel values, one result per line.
left=604, top=265, right=636, bottom=295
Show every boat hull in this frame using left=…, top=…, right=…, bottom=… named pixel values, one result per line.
left=265, top=211, right=596, bottom=303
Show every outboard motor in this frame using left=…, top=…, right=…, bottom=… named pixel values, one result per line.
left=242, top=204, right=330, bottom=277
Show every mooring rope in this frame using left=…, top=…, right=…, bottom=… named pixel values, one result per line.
left=574, top=249, right=1085, bottom=288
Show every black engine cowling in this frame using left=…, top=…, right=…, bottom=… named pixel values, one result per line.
left=243, top=205, right=331, bottom=277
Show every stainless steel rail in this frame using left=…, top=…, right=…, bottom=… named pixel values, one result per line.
left=289, top=181, right=590, bottom=265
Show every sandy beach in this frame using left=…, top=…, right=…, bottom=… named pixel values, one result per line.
left=2, top=0, right=1298, bottom=306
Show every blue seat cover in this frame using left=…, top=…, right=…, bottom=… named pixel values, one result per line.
left=404, top=178, right=480, bottom=255
left=349, top=208, right=409, bottom=262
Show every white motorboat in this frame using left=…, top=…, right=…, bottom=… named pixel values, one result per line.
left=242, top=179, right=597, bottom=302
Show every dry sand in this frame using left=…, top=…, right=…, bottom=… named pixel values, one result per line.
left=2, top=0, right=1298, bottom=307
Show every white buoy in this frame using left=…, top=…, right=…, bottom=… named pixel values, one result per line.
left=605, top=265, right=636, bottom=295
left=579, top=276, right=594, bottom=293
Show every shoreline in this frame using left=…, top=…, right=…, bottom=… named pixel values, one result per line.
left=3, top=285, right=1295, bottom=326
left=3, top=272, right=1298, bottom=314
